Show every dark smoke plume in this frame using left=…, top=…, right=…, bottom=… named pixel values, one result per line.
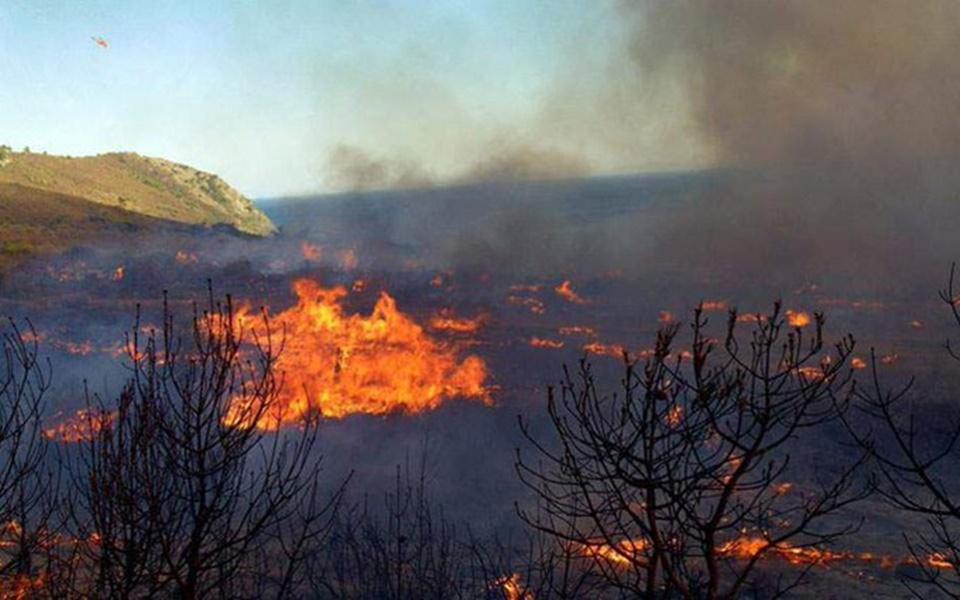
left=627, top=0, right=960, bottom=168
left=622, top=0, right=960, bottom=290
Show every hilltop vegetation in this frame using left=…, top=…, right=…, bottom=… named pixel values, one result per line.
left=0, top=149, right=275, bottom=236
left=0, top=149, right=275, bottom=274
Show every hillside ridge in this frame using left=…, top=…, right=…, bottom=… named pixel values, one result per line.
left=0, top=149, right=275, bottom=236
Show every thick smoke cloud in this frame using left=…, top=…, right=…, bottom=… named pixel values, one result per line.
left=627, top=0, right=960, bottom=168
left=619, top=0, right=960, bottom=290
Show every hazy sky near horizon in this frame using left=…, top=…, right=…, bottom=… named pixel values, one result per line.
left=0, top=1, right=708, bottom=197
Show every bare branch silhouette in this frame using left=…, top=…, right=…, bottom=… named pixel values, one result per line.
left=517, top=303, right=869, bottom=598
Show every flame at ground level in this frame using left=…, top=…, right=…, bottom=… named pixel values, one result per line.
left=232, top=279, right=490, bottom=426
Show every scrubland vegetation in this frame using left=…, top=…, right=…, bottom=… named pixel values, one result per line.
left=2, top=270, right=960, bottom=599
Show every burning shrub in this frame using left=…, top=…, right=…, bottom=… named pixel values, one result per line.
left=516, top=302, right=869, bottom=598
left=228, top=279, right=490, bottom=425
left=65, top=290, right=345, bottom=598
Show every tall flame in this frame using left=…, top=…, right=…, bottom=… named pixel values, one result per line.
left=231, top=279, right=490, bottom=426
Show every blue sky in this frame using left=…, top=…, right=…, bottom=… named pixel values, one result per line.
left=0, top=1, right=705, bottom=196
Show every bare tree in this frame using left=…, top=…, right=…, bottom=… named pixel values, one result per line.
left=839, top=264, right=960, bottom=598
left=516, top=303, right=869, bottom=599
left=0, top=319, right=64, bottom=597
left=64, top=289, right=344, bottom=599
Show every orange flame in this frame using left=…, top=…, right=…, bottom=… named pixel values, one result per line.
left=497, top=573, right=535, bottom=600
left=428, top=309, right=485, bottom=334
left=701, top=300, right=727, bottom=312
left=229, top=279, right=490, bottom=426
left=583, top=342, right=626, bottom=358
left=529, top=337, right=564, bottom=350
left=580, top=539, right=649, bottom=566
left=44, top=409, right=113, bottom=443
left=786, top=310, right=811, bottom=328
left=554, top=280, right=588, bottom=305
left=666, top=405, right=684, bottom=428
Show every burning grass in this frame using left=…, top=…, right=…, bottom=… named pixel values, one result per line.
left=228, top=278, right=490, bottom=425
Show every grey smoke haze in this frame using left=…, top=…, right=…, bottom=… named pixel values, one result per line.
left=324, top=142, right=591, bottom=191
left=617, top=0, right=960, bottom=288
left=628, top=0, right=960, bottom=168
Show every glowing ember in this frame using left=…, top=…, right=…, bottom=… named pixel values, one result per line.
left=880, top=353, right=899, bottom=365
left=507, top=295, right=546, bottom=315
left=554, top=280, right=588, bottom=305
left=908, top=320, right=925, bottom=330
left=851, top=357, right=867, bottom=370
left=774, top=482, right=794, bottom=496
left=229, top=279, right=490, bottom=425
left=175, top=250, right=198, bottom=265
left=666, top=405, right=684, bottom=427
left=112, top=266, right=125, bottom=281
left=927, top=553, right=954, bottom=569
left=428, top=309, right=485, bottom=334
left=529, top=337, right=564, bottom=349
left=337, top=248, right=359, bottom=270
left=44, top=409, right=113, bottom=443
left=786, top=310, right=812, bottom=328
left=580, top=539, right=648, bottom=566
left=796, top=366, right=827, bottom=381
left=558, top=325, right=597, bottom=338
left=300, top=241, right=323, bottom=262
left=581, top=533, right=922, bottom=572
left=583, top=342, right=626, bottom=358
left=658, top=311, right=676, bottom=323
left=701, top=300, right=727, bottom=311
left=497, top=573, right=534, bottom=600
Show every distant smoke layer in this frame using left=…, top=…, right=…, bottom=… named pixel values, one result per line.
left=324, top=142, right=591, bottom=191
left=320, top=1, right=959, bottom=289
left=619, top=0, right=960, bottom=287
left=628, top=0, right=960, bottom=168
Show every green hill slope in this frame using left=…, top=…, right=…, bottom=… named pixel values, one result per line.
left=0, top=150, right=275, bottom=236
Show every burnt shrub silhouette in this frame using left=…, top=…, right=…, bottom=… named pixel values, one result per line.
left=0, top=320, right=62, bottom=597
left=60, top=291, right=345, bottom=599
left=840, top=264, right=960, bottom=598
left=516, top=304, right=870, bottom=598
left=304, top=450, right=602, bottom=600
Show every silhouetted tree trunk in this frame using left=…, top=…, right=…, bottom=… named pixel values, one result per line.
left=517, top=303, right=869, bottom=599
left=840, top=264, right=960, bottom=598
left=0, top=319, right=63, bottom=597
left=67, top=288, right=344, bottom=599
